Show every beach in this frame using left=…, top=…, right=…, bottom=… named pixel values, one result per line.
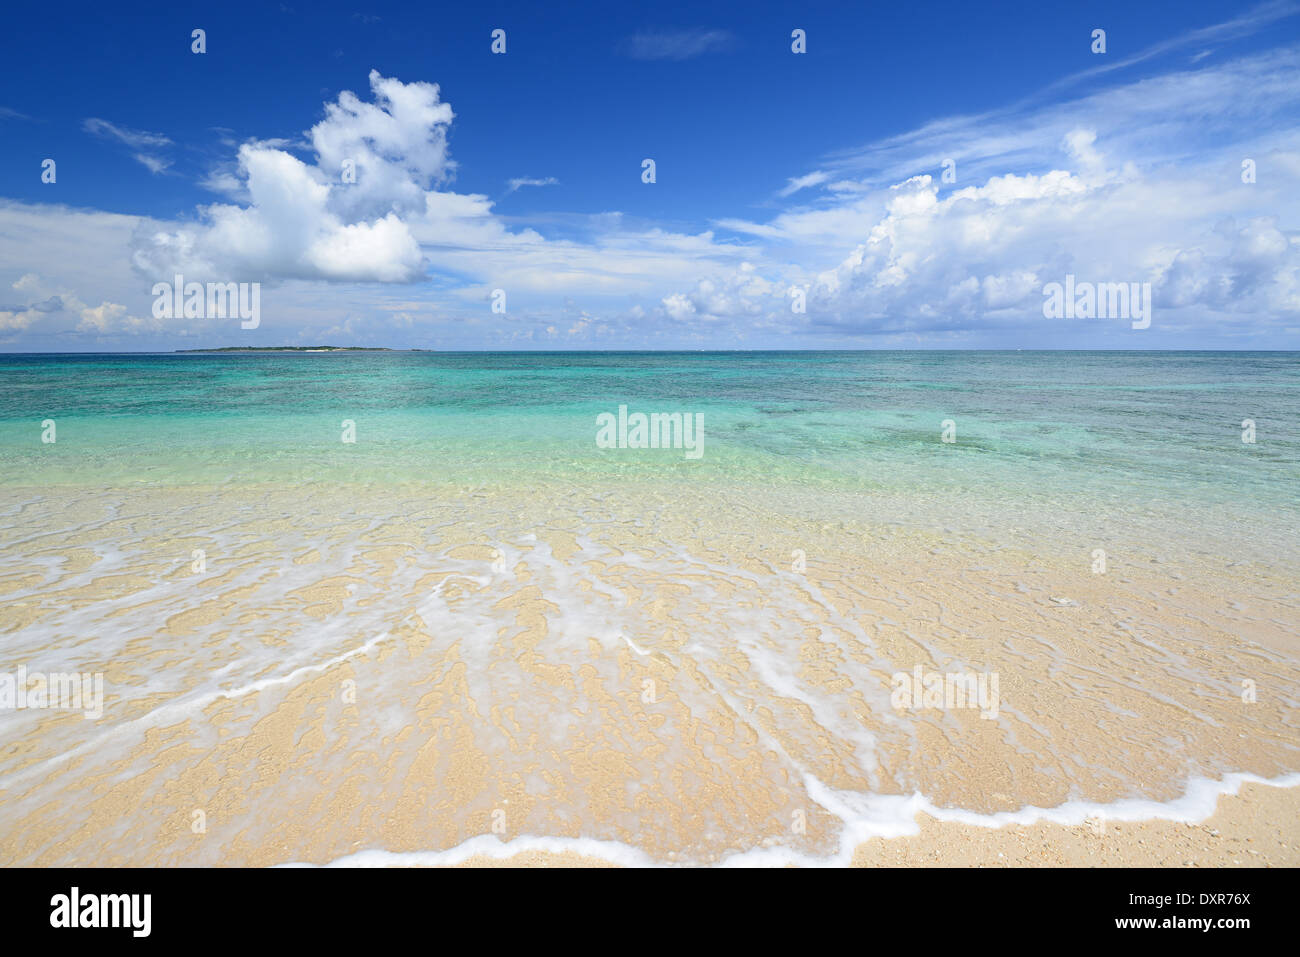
left=1, top=351, right=1297, bottom=866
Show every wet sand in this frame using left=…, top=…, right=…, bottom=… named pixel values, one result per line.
left=445, top=781, right=1300, bottom=867
left=1, top=482, right=1297, bottom=867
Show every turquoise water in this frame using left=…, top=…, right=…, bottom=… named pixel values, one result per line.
left=3, top=351, right=1299, bottom=866
left=2, top=351, right=1297, bottom=528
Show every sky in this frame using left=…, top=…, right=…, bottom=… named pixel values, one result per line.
left=1, top=0, right=1299, bottom=350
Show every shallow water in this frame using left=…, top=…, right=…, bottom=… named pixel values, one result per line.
left=0, top=352, right=1297, bottom=864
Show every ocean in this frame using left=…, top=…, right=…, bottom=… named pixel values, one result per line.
left=1, top=350, right=1297, bottom=865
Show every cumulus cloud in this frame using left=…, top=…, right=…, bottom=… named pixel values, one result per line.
left=677, top=108, right=1300, bottom=344
left=0, top=274, right=66, bottom=330
left=133, top=70, right=456, bottom=283
left=0, top=272, right=146, bottom=335
left=7, top=25, right=1300, bottom=349
left=76, top=300, right=128, bottom=332
left=799, top=140, right=1300, bottom=333
left=1157, top=217, right=1300, bottom=312
left=0, top=294, right=61, bottom=331
left=661, top=262, right=783, bottom=323
left=131, top=72, right=728, bottom=299
left=679, top=42, right=1300, bottom=344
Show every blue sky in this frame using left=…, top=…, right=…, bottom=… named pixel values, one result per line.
left=2, top=0, right=1299, bottom=349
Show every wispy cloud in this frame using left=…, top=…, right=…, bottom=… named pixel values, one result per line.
left=690, top=36, right=1300, bottom=346
left=624, top=28, right=734, bottom=60
left=132, top=154, right=171, bottom=175
left=798, top=44, right=1300, bottom=198
left=1036, top=0, right=1300, bottom=100
left=8, top=4, right=1299, bottom=351
left=82, top=117, right=173, bottom=174
left=780, top=0, right=1300, bottom=202
left=82, top=118, right=170, bottom=150
left=0, top=106, right=30, bottom=121
left=506, top=176, right=559, bottom=194
left=778, top=170, right=831, bottom=197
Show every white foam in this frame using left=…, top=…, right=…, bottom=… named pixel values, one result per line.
left=5, top=488, right=1298, bottom=866
left=280, top=834, right=656, bottom=868
left=291, top=772, right=1300, bottom=868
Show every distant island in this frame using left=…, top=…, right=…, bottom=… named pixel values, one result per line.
left=174, top=346, right=425, bottom=353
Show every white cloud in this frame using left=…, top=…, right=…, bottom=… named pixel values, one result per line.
left=660, top=262, right=783, bottom=323
left=133, top=70, right=454, bottom=283
left=83, top=118, right=173, bottom=174
left=0, top=271, right=149, bottom=337
left=682, top=112, right=1300, bottom=343
left=506, top=176, right=559, bottom=194
left=774, top=45, right=1300, bottom=207
left=778, top=170, right=831, bottom=197
left=76, top=301, right=128, bottom=332
left=0, top=272, right=62, bottom=330
left=6, top=30, right=1300, bottom=349
left=82, top=118, right=171, bottom=150
left=671, top=42, right=1300, bottom=344
left=128, top=72, right=743, bottom=300
left=624, top=29, right=734, bottom=60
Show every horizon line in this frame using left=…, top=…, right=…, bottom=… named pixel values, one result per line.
left=2, top=347, right=1299, bottom=356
